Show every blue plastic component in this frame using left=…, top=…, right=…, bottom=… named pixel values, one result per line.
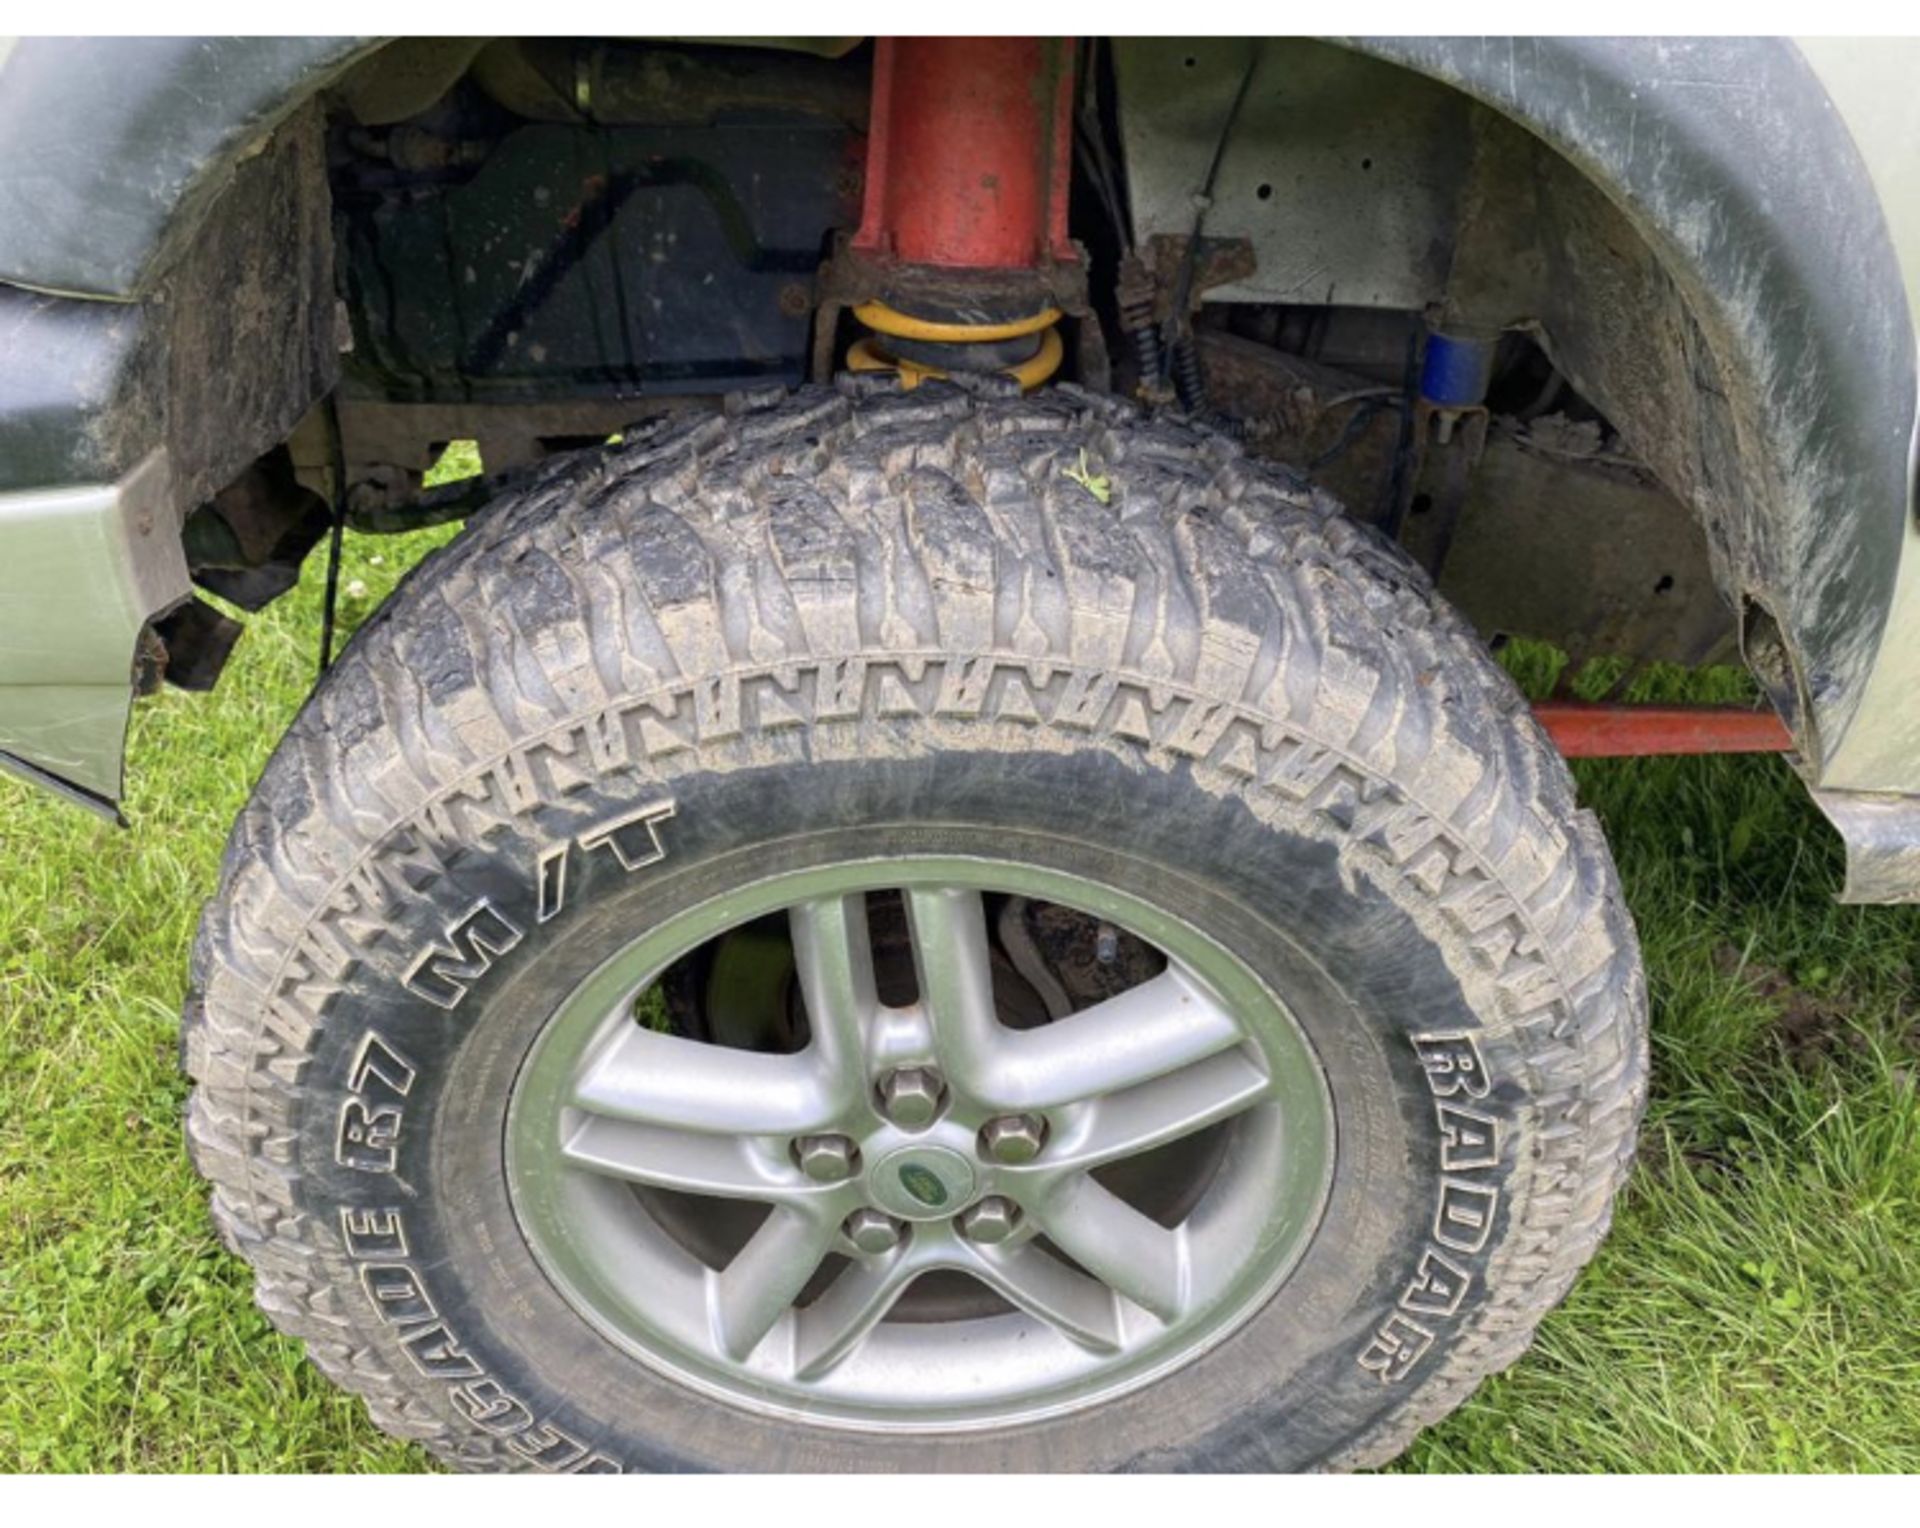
left=1420, top=331, right=1498, bottom=407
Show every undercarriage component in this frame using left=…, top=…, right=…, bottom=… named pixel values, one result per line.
left=335, top=72, right=858, bottom=404
left=1194, top=327, right=1738, bottom=672
left=852, top=39, right=1074, bottom=273
left=1533, top=702, right=1793, bottom=759
left=1399, top=329, right=1498, bottom=574
left=834, top=38, right=1081, bottom=392
left=1115, top=253, right=1165, bottom=395
left=181, top=446, right=333, bottom=611
left=847, top=301, right=1064, bottom=391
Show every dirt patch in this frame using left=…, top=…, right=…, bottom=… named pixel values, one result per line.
left=1711, top=942, right=1868, bottom=1071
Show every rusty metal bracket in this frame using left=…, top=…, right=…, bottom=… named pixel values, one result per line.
left=1533, top=701, right=1792, bottom=759
left=1141, top=234, right=1258, bottom=321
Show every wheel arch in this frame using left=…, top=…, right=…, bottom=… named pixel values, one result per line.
left=2, top=35, right=1918, bottom=846
left=1336, top=36, right=1919, bottom=779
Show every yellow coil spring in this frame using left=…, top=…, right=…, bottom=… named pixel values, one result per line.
left=846, top=300, right=1064, bottom=392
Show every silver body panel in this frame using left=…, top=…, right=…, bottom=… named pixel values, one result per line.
left=0, top=451, right=184, bottom=808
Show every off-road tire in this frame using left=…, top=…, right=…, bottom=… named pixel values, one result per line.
left=182, top=380, right=1647, bottom=1471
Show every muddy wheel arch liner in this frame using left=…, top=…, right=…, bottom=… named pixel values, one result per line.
left=1339, top=38, right=1917, bottom=770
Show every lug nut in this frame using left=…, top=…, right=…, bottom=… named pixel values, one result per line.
left=958, top=1196, right=1021, bottom=1245
left=980, top=1114, right=1046, bottom=1165
left=844, top=1208, right=905, bottom=1255
left=878, top=1067, right=944, bottom=1128
left=794, top=1134, right=857, bottom=1183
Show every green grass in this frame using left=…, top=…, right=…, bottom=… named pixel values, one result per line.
left=3, top=448, right=1917, bottom=1469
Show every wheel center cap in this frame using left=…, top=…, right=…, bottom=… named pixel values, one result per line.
left=869, top=1144, right=977, bottom=1221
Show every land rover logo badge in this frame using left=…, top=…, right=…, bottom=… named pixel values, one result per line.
left=872, top=1145, right=977, bottom=1220
left=899, top=1163, right=950, bottom=1207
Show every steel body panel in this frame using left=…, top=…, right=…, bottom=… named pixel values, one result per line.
left=1789, top=39, right=1920, bottom=793
left=1116, top=41, right=1469, bottom=311
left=0, top=452, right=186, bottom=803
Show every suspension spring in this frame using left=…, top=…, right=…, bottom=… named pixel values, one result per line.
left=1116, top=254, right=1163, bottom=386
left=1169, top=332, right=1207, bottom=411
left=847, top=301, right=1066, bottom=392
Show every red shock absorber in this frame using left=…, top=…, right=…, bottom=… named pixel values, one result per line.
left=853, top=37, right=1075, bottom=271
left=840, top=37, right=1081, bottom=392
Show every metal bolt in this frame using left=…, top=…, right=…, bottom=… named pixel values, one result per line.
left=980, top=1114, right=1046, bottom=1165
left=957, top=1196, right=1021, bottom=1245
left=879, top=1067, right=944, bottom=1128
left=844, top=1208, right=904, bottom=1255
left=794, top=1135, right=857, bottom=1183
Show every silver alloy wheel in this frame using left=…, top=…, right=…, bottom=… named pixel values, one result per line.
left=505, top=855, right=1334, bottom=1432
